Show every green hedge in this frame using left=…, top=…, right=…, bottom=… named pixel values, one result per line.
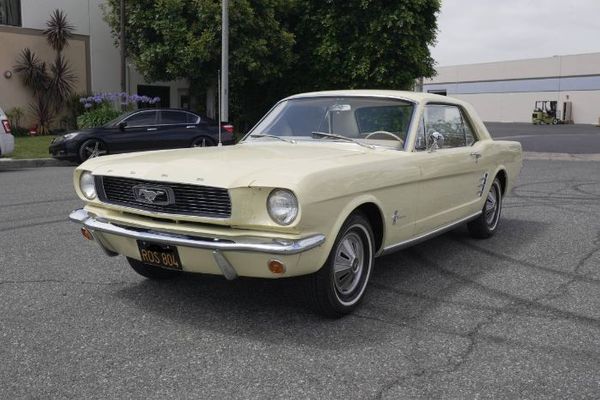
left=77, top=104, right=121, bottom=129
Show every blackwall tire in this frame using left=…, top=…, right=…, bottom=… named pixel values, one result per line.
left=191, top=137, right=216, bottom=147
left=467, top=178, right=503, bottom=239
left=307, top=212, right=375, bottom=318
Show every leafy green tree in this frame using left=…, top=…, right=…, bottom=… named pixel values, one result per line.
left=104, top=0, right=295, bottom=127
left=291, top=0, right=440, bottom=91
left=104, top=0, right=439, bottom=129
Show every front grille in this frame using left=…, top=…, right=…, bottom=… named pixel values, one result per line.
left=96, top=176, right=231, bottom=218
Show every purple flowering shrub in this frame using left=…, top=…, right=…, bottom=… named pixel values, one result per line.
left=77, top=92, right=160, bottom=128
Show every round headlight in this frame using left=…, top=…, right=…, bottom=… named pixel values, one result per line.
left=79, top=171, right=96, bottom=200
left=267, top=189, right=298, bottom=225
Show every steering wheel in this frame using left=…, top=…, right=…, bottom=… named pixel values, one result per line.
left=364, top=130, right=403, bottom=142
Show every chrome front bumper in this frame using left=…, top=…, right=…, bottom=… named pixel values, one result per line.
left=69, top=209, right=326, bottom=279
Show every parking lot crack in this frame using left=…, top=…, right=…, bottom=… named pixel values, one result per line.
left=535, top=231, right=600, bottom=302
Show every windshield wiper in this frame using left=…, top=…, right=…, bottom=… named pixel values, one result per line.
left=249, top=133, right=296, bottom=144
left=311, top=131, right=374, bottom=149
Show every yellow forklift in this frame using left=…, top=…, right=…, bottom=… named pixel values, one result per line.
left=532, top=101, right=559, bottom=124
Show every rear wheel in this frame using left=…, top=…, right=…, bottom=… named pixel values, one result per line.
left=191, top=137, right=215, bottom=147
left=307, top=212, right=374, bottom=318
left=78, top=139, right=107, bottom=162
left=126, top=257, right=181, bottom=280
left=468, top=178, right=503, bottom=239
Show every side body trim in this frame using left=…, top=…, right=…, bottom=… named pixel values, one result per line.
left=380, top=211, right=481, bottom=256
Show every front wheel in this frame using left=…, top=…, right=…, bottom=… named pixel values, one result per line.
left=468, top=178, right=503, bottom=239
left=307, top=212, right=375, bottom=318
left=126, top=257, right=182, bottom=280
left=78, top=139, right=107, bottom=162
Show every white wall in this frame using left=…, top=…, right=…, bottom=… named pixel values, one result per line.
left=21, top=0, right=90, bottom=34
left=20, top=0, right=188, bottom=97
left=427, top=53, right=600, bottom=84
left=424, top=53, right=600, bottom=124
left=88, top=0, right=120, bottom=92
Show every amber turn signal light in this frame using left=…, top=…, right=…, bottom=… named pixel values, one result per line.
left=268, top=259, right=286, bottom=274
left=81, top=227, right=94, bottom=241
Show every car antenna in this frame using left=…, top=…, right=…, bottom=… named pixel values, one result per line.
left=217, top=69, right=223, bottom=147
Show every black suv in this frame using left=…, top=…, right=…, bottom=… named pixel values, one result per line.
left=49, top=108, right=235, bottom=162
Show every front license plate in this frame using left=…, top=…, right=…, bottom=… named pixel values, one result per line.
left=137, top=241, right=182, bottom=270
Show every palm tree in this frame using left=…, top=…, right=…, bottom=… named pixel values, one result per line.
left=49, top=54, right=76, bottom=111
left=14, top=9, right=77, bottom=133
left=13, top=48, right=49, bottom=95
left=43, top=9, right=74, bottom=55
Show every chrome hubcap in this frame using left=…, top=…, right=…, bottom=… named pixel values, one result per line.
left=84, top=141, right=106, bottom=159
left=485, top=184, right=500, bottom=227
left=333, top=231, right=364, bottom=295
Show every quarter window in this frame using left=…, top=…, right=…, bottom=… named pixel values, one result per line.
left=422, top=104, right=476, bottom=149
left=186, top=113, right=200, bottom=123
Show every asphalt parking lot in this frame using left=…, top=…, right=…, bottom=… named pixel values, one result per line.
left=1, top=129, right=600, bottom=399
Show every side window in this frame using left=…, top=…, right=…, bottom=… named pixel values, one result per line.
left=124, top=111, right=157, bottom=127
left=423, top=104, right=476, bottom=149
left=160, top=111, right=187, bottom=124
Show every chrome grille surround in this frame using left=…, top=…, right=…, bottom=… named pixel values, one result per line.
left=95, top=176, right=231, bottom=218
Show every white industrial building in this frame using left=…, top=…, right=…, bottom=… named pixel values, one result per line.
left=423, top=52, right=600, bottom=124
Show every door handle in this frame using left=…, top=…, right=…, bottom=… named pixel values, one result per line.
left=470, top=152, right=481, bottom=160
left=147, top=128, right=157, bottom=131
left=186, top=125, right=196, bottom=129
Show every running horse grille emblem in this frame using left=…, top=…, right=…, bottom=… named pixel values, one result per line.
left=132, top=185, right=175, bottom=205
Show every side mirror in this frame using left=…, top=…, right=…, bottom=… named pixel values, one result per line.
left=428, top=131, right=444, bottom=152
left=118, top=122, right=127, bottom=131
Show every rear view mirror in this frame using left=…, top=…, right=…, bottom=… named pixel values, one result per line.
left=118, top=122, right=127, bottom=131
left=328, top=104, right=352, bottom=112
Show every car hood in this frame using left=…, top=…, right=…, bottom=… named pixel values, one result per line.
left=80, top=141, right=402, bottom=188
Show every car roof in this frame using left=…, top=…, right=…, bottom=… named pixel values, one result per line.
left=136, top=108, right=201, bottom=115
left=284, top=89, right=465, bottom=106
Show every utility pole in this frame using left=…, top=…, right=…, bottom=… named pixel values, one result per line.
left=120, top=0, right=126, bottom=94
left=221, top=0, right=229, bottom=122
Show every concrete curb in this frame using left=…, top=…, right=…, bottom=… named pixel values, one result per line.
left=523, top=152, right=600, bottom=162
left=0, top=158, right=73, bottom=170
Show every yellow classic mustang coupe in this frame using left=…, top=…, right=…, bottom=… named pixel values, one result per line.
left=70, top=90, right=522, bottom=317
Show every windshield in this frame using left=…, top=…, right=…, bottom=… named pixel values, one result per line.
left=245, top=97, right=414, bottom=150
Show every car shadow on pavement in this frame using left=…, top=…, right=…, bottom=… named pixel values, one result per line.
left=112, top=217, right=574, bottom=351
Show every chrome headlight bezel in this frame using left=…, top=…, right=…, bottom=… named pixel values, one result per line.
left=79, top=171, right=97, bottom=200
left=267, top=189, right=299, bottom=226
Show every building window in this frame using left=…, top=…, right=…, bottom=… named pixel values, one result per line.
left=0, top=0, right=21, bottom=26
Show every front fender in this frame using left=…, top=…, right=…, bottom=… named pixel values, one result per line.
left=304, top=194, right=387, bottom=269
